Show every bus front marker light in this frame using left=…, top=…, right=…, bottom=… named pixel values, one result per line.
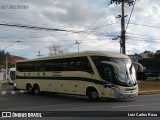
left=13, top=82, right=16, bottom=87
left=116, top=87, right=125, bottom=93
left=120, top=95, right=123, bottom=98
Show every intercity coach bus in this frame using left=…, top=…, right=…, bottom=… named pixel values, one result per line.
left=15, top=51, right=143, bottom=100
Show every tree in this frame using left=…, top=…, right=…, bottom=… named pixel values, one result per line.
left=139, top=58, right=155, bottom=69
left=47, top=42, right=67, bottom=55
left=139, top=58, right=160, bottom=71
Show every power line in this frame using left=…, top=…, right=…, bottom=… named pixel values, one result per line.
left=127, top=38, right=160, bottom=44
left=0, top=31, right=114, bottom=41
left=126, top=32, right=160, bottom=39
left=126, top=32, right=150, bottom=37
left=72, top=1, right=120, bottom=48
left=0, top=37, right=114, bottom=43
left=92, top=22, right=119, bottom=30
left=91, top=4, right=120, bottom=30
left=74, top=2, right=110, bottom=42
left=125, top=0, right=136, bottom=31
left=0, top=32, right=76, bottom=39
left=128, top=23, right=160, bottom=29
left=85, top=1, right=111, bottom=30
left=0, top=23, right=86, bottom=33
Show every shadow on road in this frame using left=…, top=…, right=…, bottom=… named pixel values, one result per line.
left=22, top=91, right=137, bottom=103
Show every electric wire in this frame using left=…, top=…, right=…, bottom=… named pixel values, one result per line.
left=125, top=0, right=137, bottom=31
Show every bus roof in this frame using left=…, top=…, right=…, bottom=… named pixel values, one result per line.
left=16, top=51, right=129, bottom=63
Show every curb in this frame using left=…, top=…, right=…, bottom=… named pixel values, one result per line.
left=139, top=90, right=160, bottom=95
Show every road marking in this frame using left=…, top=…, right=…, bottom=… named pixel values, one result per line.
left=11, top=91, right=16, bottom=94
left=19, top=90, right=25, bottom=93
left=0, top=90, right=25, bottom=95
left=0, top=117, right=7, bottom=119
left=1, top=91, right=6, bottom=95
left=112, top=105, right=144, bottom=108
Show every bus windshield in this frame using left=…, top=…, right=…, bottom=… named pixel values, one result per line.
left=10, top=71, right=16, bottom=79
left=111, top=58, right=137, bottom=86
left=91, top=56, right=137, bottom=87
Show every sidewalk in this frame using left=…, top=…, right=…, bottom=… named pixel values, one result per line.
left=138, top=80, right=160, bottom=95
left=0, top=80, right=7, bottom=88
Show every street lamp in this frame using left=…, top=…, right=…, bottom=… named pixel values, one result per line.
left=75, top=40, right=82, bottom=52
left=4, top=41, right=20, bottom=80
left=112, top=36, right=122, bottom=53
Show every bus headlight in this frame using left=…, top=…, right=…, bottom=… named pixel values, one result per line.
left=115, top=87, right=125, bottom=93
left=13, top=83, right=16, bottom=87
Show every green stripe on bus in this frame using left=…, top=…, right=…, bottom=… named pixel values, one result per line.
left=16, top=76, right=104, bottom=85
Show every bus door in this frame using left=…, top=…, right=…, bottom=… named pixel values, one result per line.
left=99, top=63, right=115, bottom=98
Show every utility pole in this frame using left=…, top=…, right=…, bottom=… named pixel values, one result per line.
left=121, top=0, right=126, bottom=54
left=110, top=0, right=134, bottom=54
left=37, top=50, right=43, bottom=58
left=75, top=40, right=82, bottom=52
left=3, top=41, right=20, bottom=80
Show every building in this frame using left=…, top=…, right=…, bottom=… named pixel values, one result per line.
left=128, top=54, right=142, bottom=71
left=155, top=50, right=160, bottom=55
left=140, top=50, right=153, bottom=59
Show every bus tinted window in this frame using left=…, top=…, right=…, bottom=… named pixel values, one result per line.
left=91, top=56, right=114, bottom=81
left=16, top=56, right=93, bottom=73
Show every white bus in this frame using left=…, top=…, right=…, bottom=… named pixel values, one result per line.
left=8, top=67, right=16, bottom=85
left=15, top=51, right=142, bottom=100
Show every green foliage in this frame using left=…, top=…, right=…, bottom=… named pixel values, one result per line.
left=0, top=50, right=10, bottom=66
left=155, top=54, right=160, bottom=59
left=0, top=50, right=6, bottom=62
left=139, top=58, right=160, bottom=70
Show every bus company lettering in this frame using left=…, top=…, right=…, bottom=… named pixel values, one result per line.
left=52, top=72, right=61, bottom=77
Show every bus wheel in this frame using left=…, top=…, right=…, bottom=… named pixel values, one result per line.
left=33, top=84, right=40, bottom=95
left=26, top=84, right=33, bottom=94
left=88, top=89, right=99, bottom=101
left=9, top=81, right=13, bottom=85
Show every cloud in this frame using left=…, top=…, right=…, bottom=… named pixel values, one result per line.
left=0, top=0, right=160, bottom=58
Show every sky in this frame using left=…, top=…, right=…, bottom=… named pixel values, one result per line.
left=0, top=0, right=160, bottom=59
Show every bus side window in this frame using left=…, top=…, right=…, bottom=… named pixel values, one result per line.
left=98, top=64, right=114, bottom=82
left=103, top=67, right=113, bottom=81
left=81, top=57, right=94, bottom=74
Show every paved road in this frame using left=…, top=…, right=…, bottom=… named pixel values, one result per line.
left=0, top=84, right=160, bottom=120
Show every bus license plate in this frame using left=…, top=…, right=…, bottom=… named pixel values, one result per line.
left=129, top=94, right=135, bottom=98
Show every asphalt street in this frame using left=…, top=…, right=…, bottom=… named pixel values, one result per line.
left=0, top=84, right=160, bottom=120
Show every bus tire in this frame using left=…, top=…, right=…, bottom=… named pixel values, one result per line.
left=88, top=88, right=99, bottom=101
left=26, top=84, right=33, bottom=94
left=33, top=84, right=40, bottom=95
left=9, top=81, right=13, bottom=85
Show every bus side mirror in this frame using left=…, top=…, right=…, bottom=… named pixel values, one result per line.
left=133, top=62, right=143, bottom=72
left=101, top=61, right=120, bottom=74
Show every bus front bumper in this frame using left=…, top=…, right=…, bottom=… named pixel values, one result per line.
left=115, top=87, right=138, bottom=99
